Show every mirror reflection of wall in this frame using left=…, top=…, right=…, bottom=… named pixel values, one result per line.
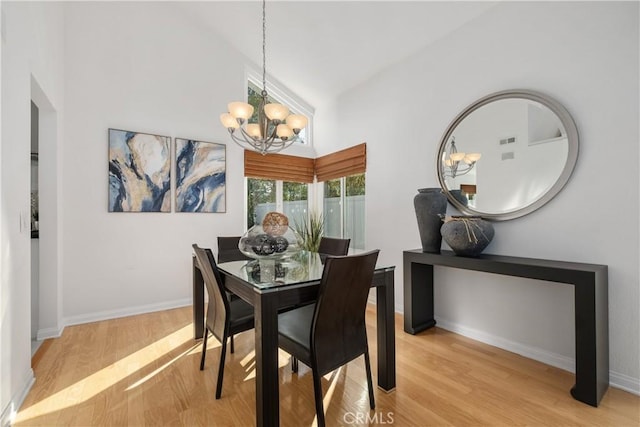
left=443, top=98, right=569, bottom=215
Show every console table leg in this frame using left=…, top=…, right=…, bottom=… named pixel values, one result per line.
left=403, top=256, right=436, bottom=334
left=571, top=274, right=609, bottom=407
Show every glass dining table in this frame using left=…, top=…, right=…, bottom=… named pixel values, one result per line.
left=192, top=250, right=396, bottom=427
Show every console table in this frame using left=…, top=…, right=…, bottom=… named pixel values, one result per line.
left=403, top=249, right=608, bottom=407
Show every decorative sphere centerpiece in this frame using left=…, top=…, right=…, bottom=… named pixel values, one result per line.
left=239, top=212, right=302, bottom=260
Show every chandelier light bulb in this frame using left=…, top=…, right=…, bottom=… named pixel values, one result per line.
left=220, top=113, right=239, bottom=130
left=286, top=114, right=308, bottom=132
left=228, top=102, right=254, bottom=120
left=449, top=152, right=466, bottom=162
left=276, top=124, right=294, bottom=140
left=264, top=103, right=290, bottom=121
left=466, top=153, right=482, bottom=162
left=246, top=123, right=262, bottom=139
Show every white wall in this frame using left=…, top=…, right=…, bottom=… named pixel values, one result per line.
left=325, top=1, right=639, bottom=393
left=60, top=1, right=256, bottom=322
left=1, top=1, right=65, bottom=423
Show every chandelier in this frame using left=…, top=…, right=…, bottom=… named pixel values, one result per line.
left=219, top=0, right=307, bottom=155
left=441, top=137, right=481, bottom=178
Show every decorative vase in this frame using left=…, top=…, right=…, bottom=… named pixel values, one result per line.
left=239, top=224, right=302, bottom=260
left=440, top=216, right=495, bottom=257
left=413, top=188, right=447, bottom=253
left=449, top=189, right=469, bottom=207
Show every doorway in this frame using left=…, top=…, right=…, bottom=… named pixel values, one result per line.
left=30, top=101, right=40, bottom=355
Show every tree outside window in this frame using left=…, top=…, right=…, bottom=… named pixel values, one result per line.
left=247, top=178, right=276, bottom=228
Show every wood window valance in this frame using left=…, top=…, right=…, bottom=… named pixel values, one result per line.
left=243, top=142, right=366, bottom=183
left=315, top=143, right=366, bottom=182
left=244, top=150, right=315, bottom=183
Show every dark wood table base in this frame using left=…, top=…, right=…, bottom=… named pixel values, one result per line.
left=403, top=249, right=608, bottom=407
left=193, top=256, right=396, bottom=426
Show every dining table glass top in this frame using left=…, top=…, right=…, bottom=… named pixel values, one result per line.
left=217, top=250, right=327, bottom=290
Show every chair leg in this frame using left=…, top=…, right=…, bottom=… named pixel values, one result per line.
left=291, top=356, right=298, bottom=373
left=364, top=349, right=375, bottom=410
left=230, top=334, right=235, bottom=354
left=312, top=369, right=326, bottom=427
left=200, top=329, right=209, bottom=371
left=215, top=335, right=228, bottom=399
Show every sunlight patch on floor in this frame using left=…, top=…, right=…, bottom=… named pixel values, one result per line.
left=125, top=342, right=200, bottom=391
left=240, top=349, right=292, bottom=381
left=17, top=324, right=195, bottom=423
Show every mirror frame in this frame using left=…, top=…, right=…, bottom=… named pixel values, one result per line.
left=436, top=89, right=579, bottom=221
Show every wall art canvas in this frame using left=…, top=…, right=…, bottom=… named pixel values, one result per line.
left=175, top=138, right=226, bottom=213
left=108, top=129, right=171, bottom=212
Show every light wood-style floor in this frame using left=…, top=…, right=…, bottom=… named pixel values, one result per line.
left=15, top=306, right=639, bottom=426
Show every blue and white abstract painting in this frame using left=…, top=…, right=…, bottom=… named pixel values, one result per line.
left=175, top=139, right=226, bottom=213
left=109, top=129, right=171, bottom=212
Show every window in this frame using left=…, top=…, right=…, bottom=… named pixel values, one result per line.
left=247, top=178, right=276, bottom=228
left=246, top=72, right=313, bottom=146
left=247, top=178, right=309, bottom=229
left=323, top=173, right=365, bottom=249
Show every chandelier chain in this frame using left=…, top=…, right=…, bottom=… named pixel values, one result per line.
left=262, top=0, right=267, bottom=94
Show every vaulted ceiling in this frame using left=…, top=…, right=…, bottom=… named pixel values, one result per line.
left=175, top=1, right=499, bottom=108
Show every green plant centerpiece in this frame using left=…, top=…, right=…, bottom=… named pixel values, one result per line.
left=440, top=216, right=495, bottom=257
left=292, top=210, right=324, bottom=252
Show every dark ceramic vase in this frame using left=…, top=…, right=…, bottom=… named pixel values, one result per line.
left=449, top=189, right=469, bottom=207
left=413, top=188, right=447, bottom=253
left=441, top=216, right=495, bottom=257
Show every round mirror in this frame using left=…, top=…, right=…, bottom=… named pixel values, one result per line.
left=437, top=89, right=579, bottom=221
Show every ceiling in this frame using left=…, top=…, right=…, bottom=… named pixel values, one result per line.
left=175, top=1, right=499, bottom=108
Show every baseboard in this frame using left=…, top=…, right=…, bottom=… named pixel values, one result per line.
left=62, top=298, right=192, bottom=327
left=1, top=369, right=35, bottom=427
left=610, top=371, right=640, bottom=395
left=36, top=325, right=65, bottom=340
left=435, top=317, right=575, bottom=373
left=436, top=317, right=640, bottom=396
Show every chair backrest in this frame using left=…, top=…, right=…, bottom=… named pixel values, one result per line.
left=217, top=236, right=252, bottom=263
left=193, top=244, right=230, bottom=341
left=310, top=250, right=379, bottom=375
left=317, top=237, right=351, bottom=256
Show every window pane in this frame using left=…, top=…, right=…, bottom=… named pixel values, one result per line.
left=283, top=181, right=308, bottom=223
left=345, top=174, right=365, bottom=249
left=247, top=80, right=306, bottom=145
left=247, top=178, right=276, bottom=228
left=323, top=179, right=341, bottom=238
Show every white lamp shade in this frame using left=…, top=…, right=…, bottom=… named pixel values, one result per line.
left=466, top=153, right=482, bottom=162
left=220, top=113, right=239, bottom=130
left=264, top=103, right=290, bottom=121
left=286, top=114, right=308, bottom=131
left=276, top=124, right=294, bottom=139
left=450, top=152, right=466, bottom=162
left=443, top=158, right=454, bottom=167
left=228, top=102, right=254, bottom=120
left=246, top=123, right=261, bottom=138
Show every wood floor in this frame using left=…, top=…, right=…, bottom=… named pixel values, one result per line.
left=15, top=306, right=639, bottom=426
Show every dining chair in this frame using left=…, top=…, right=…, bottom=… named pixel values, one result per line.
left=192, top=244, right=255, bottom=399
left=317, top=237, right=351, bottom=256
left=217, top=236, right=252, bottom=263
left=277, top=250, right=380, bottom=427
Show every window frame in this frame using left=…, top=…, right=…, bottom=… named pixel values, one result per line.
left=245, top=66, right=315, bottom=149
